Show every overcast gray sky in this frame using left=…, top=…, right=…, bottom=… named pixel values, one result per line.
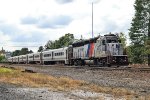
left=0, top=0, right=135, bottom=52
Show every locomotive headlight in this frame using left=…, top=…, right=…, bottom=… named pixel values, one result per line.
left=113, top=60, right=116, bottom=62
left=112, top=57, right=116, bottom=62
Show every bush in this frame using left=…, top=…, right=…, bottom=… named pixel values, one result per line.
left=0, top=55, right=5, bottom=61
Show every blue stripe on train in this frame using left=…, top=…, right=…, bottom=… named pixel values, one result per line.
left=86, top=44, right=90, bottom=57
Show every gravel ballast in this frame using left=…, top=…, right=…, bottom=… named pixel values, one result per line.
left=1, top=64, right=150, bottom=98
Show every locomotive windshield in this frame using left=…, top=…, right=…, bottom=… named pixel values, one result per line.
left=106, top=36, right=118, bottom=43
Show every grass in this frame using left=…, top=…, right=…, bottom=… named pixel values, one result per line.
left=0, top=67, right=13, bottom=73
left=0, top=67, right=85, bottom=91
left=0, top=66, right=148, bottom=99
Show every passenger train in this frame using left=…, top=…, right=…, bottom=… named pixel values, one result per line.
left=7, top=33, right=129, bottom=67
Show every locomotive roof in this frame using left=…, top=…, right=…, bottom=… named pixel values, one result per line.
left=104, top=34, right=116, bottom=37
left=72, top=35, right=100, bottom=47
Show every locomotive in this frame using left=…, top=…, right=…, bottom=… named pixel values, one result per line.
left=7, top=33, right=128, bottom=67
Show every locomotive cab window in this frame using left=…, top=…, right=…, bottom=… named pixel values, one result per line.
left=102, top=40, right=105, bottom=45
left=106, top=37, right=118, bottom=43
left=106, top=39, right=117, bottom=43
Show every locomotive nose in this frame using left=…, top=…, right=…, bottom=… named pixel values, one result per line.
left=107, top=43, right=123, bottom=55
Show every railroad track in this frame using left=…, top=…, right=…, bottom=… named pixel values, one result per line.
left=1, top=63, right=150, bottom=73
left=88, top=67, right=150, bottom=72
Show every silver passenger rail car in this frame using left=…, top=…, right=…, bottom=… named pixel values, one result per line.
left=42, top=47, right=68, bottom=65
left=33, top=52, right=42, bottom=64
left=27, top=53, right=34, bottom=64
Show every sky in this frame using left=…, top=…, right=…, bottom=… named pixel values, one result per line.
left=0, top=0, right=135, bottom=52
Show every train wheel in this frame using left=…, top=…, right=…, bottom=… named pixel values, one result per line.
left=107, top=64, right=111, bottom=67
left=74, top=61, right=78, bottom=66
left=78, top=60, right=82, bottom=66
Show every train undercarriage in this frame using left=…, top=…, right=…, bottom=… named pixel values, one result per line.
left=71, top=55, right=128, bottom=67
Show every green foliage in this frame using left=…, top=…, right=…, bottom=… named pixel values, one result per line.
left=11, top=48, right=33, bottom=57
left=28, top=50, right=33, bottom=54
left=45, top=33, right=74, bottom=49
left=126, top=46, right=132, bottom=63
left=11, top=50, right=20, bottom=56
left=38, top=46, right=44, bottom=52
left=19, top=48, right=29, bottom=55
left=0, top=68, right=13, bottom=73
left=145, top=40, right=150, bottom=54
left=118, top=32, right=127, bottom=48
left=129, top=0, right=150, bottom=63
left=130, top=45, right=145, bottom=63
left=0, top=55, right=5, bottom=61
left=129, top=0, right=146, bottom=45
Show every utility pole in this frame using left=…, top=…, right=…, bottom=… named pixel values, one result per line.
left=92, top=2, right=94, bottom=38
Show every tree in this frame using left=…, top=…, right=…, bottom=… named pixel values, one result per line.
left=38, top=46, right=44, bottom=52
left=129, top=0, right=150, bottom=64
left=117, top=32, right=128, bottom=56
left=11, top=50, right=20, bottom=57
left=146, top=1, right=150, bottom=65
left=28, top=50, right=33, bottom=54
left=45, top=33, right=74, bottom=49
left=11, top=48, right=33, bottom=57
left=19, top=48, right=29, bottom=55
left=0, top=55, right=5, bottom=61
left=45, top=40, right=53, bottom=49
left=118, top=32, right=127, bottom=48
left=148, top=16, right=150, bottom=65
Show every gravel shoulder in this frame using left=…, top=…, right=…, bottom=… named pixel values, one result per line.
left=10, top=64, right=150, bottom=94
left=0, top=83, right=120, bottom=100
left=0, top=83, right=70, bottom=100
left=1, top=64, right=150, bottom=98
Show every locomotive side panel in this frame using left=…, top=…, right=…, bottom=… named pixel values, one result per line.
left=73, top=46, right=84, bottom=59
left=94, top=39, right=107, bottom=58
left=84, top=43, right=95, bottom=58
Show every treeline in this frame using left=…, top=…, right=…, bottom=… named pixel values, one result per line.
left=12, top=48, right=33, bottom=57
left=44, top=33, right=74, bottom=49
left=37, top=33, right=74, bottom=52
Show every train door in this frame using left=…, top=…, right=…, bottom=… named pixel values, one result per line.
left=68, top=46, right=73, bottom=65
left=40, top=52, right=43, bottom=65
left=66, top=50, right=68, bottom=60
left=52, top=52, right=54, bottom=60
left=26, top=55, right=28, bottom=64
left=33, top=54, right=34, bottom=61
